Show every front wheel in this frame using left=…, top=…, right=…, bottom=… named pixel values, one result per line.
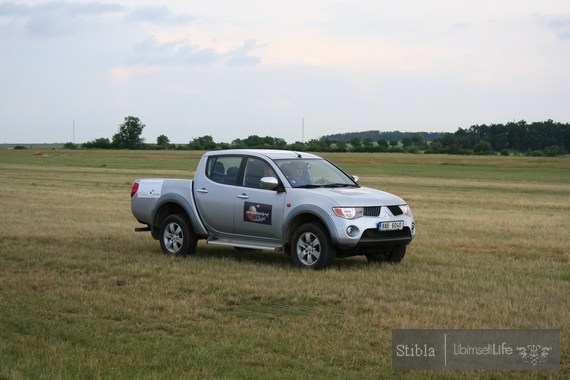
left=365, top=244, right=407, bottom=263
left=159, top=214, right=197, bottom=256
left=291, top=223, right=336, bottom=269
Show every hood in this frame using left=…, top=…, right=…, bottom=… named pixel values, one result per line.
left=301, top=186, right=406, bottom=206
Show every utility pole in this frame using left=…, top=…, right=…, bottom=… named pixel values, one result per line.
left=73, top=119, right=76, bottom=144
left=302, top=117, right=305, bottom=143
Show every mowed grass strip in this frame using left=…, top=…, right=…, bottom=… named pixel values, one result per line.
left=0, top=149, right=568, bottom=379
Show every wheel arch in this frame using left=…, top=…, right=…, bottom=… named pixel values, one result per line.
left=151, top=196, right=207, bottom=240
left=152, top=202, right=183, bottom=238
left=284, top=211, right=336, bottom=251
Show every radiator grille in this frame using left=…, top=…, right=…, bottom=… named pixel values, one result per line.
left=363, top=205, right=403, bottom=217
left=363, top=206, right=382, bottom=217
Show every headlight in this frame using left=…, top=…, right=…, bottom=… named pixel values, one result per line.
left=332, top=207, right=364, bottom=219
left=399, top=205, right=413, bottom=217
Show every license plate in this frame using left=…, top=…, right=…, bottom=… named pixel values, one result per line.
left=378, top=221, right=404, bottom=231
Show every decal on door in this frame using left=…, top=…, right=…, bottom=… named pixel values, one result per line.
left=243, top=202, right=272, bottom=225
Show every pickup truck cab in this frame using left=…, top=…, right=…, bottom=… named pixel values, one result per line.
left=131, top=149, right=415, bottom=269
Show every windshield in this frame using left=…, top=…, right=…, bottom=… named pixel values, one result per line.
left=274, top=158, right=358, bottom=188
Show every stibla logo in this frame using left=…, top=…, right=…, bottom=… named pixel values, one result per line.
left=395, top=344, right=436, bottom=357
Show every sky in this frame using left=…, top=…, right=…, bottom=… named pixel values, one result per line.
left=1, top=1, right=569, bottom=144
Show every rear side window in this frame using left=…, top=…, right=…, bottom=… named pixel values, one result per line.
left=205, top=156, right=242, bottom=185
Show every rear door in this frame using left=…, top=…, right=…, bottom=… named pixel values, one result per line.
left=193, top=155, right=243, bottom=234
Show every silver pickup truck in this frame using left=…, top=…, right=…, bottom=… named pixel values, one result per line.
left=131, top=149, right=415, bottom=269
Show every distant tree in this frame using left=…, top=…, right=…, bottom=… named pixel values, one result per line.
left=426, top=141, right=445, bottom=154
left=410, top=134, right=424, bottom=148
left=188, top=135, right=217, bottom=150
left=232, top=135, right=288, bottom=149
left=543, top=145, right=566, bottom=157
left=455, top=127, right=480, bottom=150
left=361, top=138, right=374, bottom=152
left=473, top=140, right=493, bottom=155
left=350, top=137, right=361, bottom=150
left=432, top=133, right=457, bottom=153
left=242, top=135, right=271, bottom=148
left=274, top=137, right=288, bottom=148
left=335, top=141, right=347, bottom=152
left=82, top=137, right=112, bottom=149
left=112, top=116, right=146, bottom=149
left=63, top=142, right=78, bottom=150
left=231, top=138, right=246, bottom=149
left=288, top=141, right=307, bottom=151
left=306, top=139, right=330, bottom=152
left=156, top=134, right=170, bottom=148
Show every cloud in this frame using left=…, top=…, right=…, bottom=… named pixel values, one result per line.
left=131, top=37, right=220, bottom=66
left=0, top=1, right=197, bottom=36
left=127, top=5, right=193, bottom=25
left=0, top=1, right=125, bottom=36
left=130, top=36, right=261, bottom=68
left=0, top=2, right=26, bottom=16
left=547, top=17, right=570, bottom=39
left=224, top=39, right=262, bottom=67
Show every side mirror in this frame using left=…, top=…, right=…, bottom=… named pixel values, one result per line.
left=351, top=175, right=359, bottom=183
left=260, top=176, right=279, bottom=190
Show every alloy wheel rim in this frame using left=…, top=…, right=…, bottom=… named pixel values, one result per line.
left=164, top=223, right=183, bottom=253
left=296, top=232, right=321, bottom=265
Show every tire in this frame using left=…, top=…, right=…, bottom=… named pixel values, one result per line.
left=159, top=214, right=197, bottom=256
left=291, top=223, right=336, bottom=269
left=365, top=244, right=406, bottom=264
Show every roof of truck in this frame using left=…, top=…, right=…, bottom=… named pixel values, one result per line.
left=204, top=149, right=321, bottom=160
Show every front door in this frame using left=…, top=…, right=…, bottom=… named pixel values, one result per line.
left=233, top=157, right=285, bottom=241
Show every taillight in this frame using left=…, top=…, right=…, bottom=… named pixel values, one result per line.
left=130, top=183, right=139, bottom=198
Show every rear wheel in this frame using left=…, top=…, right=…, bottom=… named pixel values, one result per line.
left=365, top=244, right=407, bottom=263
left=159, top=214, right=197, bottom=256
left=291, top=223, right=336, bottom=269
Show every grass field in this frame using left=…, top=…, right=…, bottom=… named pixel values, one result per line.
left=0, top=149, right=568, bottom=379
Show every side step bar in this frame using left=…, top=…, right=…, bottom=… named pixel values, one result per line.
left=207, top=237, right=282, bottom=251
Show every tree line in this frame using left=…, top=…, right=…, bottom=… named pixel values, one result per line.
left=428, top=120, right=569, bottom=156
left=76, top=116, right=569, bottom=156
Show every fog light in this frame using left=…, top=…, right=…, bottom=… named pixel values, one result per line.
left=346, top=226, right=359, bottom=237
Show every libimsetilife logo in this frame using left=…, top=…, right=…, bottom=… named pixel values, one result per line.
left=392, top=329, right=560, bottom=370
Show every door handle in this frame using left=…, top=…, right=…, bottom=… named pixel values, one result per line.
left=237, top=193, right=249, bottom=199
left=196, top=188, right=208, bottom=194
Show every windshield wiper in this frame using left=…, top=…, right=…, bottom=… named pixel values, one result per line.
left=294, top=184, right=323, bottom=188
left=325, top=183, right=358, bottom=188
left=295, top=183, right=357, bottom=189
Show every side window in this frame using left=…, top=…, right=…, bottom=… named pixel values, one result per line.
left=242, top=158, right=275, bottom=188
left=205, top=156, right=242, bottom=185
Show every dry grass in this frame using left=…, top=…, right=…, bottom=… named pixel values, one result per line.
left=0, top=149, right=568, bottom=379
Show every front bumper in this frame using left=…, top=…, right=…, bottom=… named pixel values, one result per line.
left=355, top=226, right=413, bottom=247
left=332, top=215, right=415, bottom=249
